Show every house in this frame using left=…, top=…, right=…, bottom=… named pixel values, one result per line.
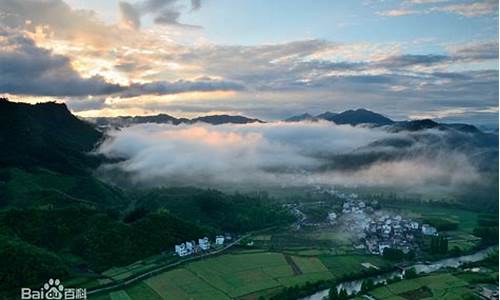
left=215, top=235, right=225, bottom=245
left=175, top=243, right=189, bottom=257
left=409, top=221, right=419, bottom=230
left=378, top=243, right=390, bottom=255
left=185, top=241, right=195, bottom=254
left=199, top=237, right=210, bottom=250
left=327, top=212, right=337, bottom=222
left=421, top=224, right=437, bottom=235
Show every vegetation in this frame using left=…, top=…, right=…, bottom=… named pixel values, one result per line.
left=430, top=236, right=449, bottom=254
left=133, top=187, right=294, bottom=232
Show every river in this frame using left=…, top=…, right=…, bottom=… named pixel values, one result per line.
left=300, top=246, right=497, bottom=300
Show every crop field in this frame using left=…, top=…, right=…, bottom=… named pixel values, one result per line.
left=145, top=268, right=230, bottom=300
left=368, top=273, right=474, bottom=300
left=89, top=251, right=342, bottom=300
left=109, top=290, right=132, bottom=300
left=319, top=255, right=391, bottom=278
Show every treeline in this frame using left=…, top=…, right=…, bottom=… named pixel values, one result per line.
left=473, top=214, right=499, bottom=245
left=132, top=187, right=295, bottom=232
left=0, top=186, right=295, bottom=294
left=0, top=207, right=211, bottom=292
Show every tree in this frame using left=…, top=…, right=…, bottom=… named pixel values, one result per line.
left=383, top=248, right=405, bottom=261
left=361, top=279, right=375, bottom=292
left=404, top=267, right=417, bottom=279
left=338, top=288, right=348, bottom=300
left=328, top=287, right=339, bottom=300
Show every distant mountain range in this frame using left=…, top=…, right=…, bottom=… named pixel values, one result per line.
left=285, top=108, right=394, bottom=126
left=90, top=114, right=264, bottom=128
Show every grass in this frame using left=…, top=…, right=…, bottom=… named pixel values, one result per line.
left=109, top=290, right=131, bottom=300
left=125, top=283, right=162, bottom=300
left=319, top=255, right=391, bottom=279
left=291, top=256, right=330, bottom=274
left=368, top=272, right=475, bottom=300
left=145, top=268, right=230, bottom=300
left=186, top=252, right=289, bottom=297
left=92, top=251, right=337, bottom=299
left=389, top=204, right=479, bottom=234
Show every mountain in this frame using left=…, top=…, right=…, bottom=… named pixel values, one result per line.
left=0, top=98, right=102, bottom=174
left=315, top=111, right=337, bottom=120
left=91, top=113, right=264, bottom=128
left=284, top=113, right=318, bottom=122
left=323, top=108, right=394, bottom=126
left=92, top=113, right=189, bottom=128
left=284, top=109, right=394, bottom=126
left=0, top=98, right=126, bottom=208
left=192, top=114, right=264, bottom=125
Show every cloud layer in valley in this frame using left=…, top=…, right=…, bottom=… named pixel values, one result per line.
left=96, top=122, right=483, bottom=192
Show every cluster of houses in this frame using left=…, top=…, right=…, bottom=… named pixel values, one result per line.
left=174, top=235, right=229, bottom=257
left=364, top=214, right=438, bottom=255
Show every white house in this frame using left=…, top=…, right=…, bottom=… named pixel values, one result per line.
left=175, top=243, right=189, bottom=257
left=199, top=237, right=210, bottom=250
left=185, top=241, right=195, bottom=254
left=421, top=224, right=437, bottom=235
left=215, top=235, right=225, bottom=245
left=410, top=221, right=419, bottom=230
left=378, top=243, right=390, bottom=255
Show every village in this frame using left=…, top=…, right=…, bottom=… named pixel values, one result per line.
left=292, top=188, right=439, bottom=257
left=174, top=234, right=233, bottom=257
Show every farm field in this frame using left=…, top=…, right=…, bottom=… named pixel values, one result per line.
left=368, top=273, right=475, bottom=300
left=89, top=251, right=393, bottom=300
left=320, top=255, right=392, bottom=279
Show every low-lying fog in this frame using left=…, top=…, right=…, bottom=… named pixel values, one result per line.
left=96, top=121, right=488, bottom=193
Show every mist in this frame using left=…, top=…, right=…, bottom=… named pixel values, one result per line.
left=96, top=121, right=483, bottom=192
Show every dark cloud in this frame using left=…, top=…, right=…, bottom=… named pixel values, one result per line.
left=0, top=31, right=122, bottom=96
left=0, top=31, right=245, bottom=98
left=118, top=1, right=141, bottom=30
left=452, top=40, right=499, bottom=61
left=375, top=54, right=450, bottom=68
left=119, top=0, right=202, bottom=29
left=121, top=78, right=245, bottom=98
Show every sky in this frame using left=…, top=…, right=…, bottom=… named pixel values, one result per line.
left=0, top=0, right=498, bottom=127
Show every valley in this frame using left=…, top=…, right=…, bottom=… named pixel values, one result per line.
left=0, top=99, right=497, bottom=300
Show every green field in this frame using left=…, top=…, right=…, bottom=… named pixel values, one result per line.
left=368, top=273, right=476, bottom=300
left=320, top=255, right=391, bottom=279
left=88, top=250, right=398, bottom=300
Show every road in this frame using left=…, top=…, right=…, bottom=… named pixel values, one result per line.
left=87, top=234, right=248, bottom=296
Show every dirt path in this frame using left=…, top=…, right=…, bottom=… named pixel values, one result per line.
left=284, top=255, right=302, bottom=275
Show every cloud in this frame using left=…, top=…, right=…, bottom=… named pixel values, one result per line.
left=450, top=40, right=499, bottom=61
left=119, top=2, right=141, bottom=30
left=96, top=122, right=484, bottom=193
left=430, top=0, right=498, bottom=17
left=120, top=78, right=245, bottom=98
left=0, top=30, right=122, bottom=96
left=119, top=0, right=202, bottom=29
left=379, top=0, right=498, bottom=18
left=377, top=9, right=419, bottom=17
left=0, top=0, right=120, bottom=46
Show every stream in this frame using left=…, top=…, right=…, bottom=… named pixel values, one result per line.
left=300, top=246, right=497, bottom=300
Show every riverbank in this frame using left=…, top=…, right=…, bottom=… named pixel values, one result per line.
left=300, top=245, right=498, bottom=300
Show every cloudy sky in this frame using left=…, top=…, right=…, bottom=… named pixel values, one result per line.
left=0, top=0, right=498, bottom=126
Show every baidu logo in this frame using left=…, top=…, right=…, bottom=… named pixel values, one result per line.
left=21, top=278, right=87, bottom=299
